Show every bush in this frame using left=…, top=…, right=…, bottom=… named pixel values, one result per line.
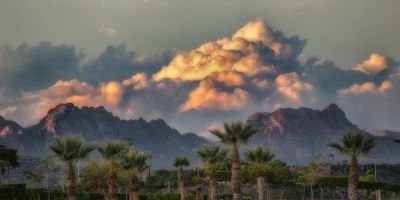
left=316, top=176, right=400, bottom=192
left=26, top=188, right=48, bottom=200
left=0, top=184, right=26, bottom=200
left=76, top=192, right=105, bottom=200
left=140, top=192, right=180, bottom=200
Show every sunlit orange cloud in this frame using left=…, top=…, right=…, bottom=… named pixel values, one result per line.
left=179, top=79, right=249, bottom=112
left=274, top=72, right=313, bottom=102
left=338, top=81, right=392, bottom=95
left=233, top=19, right=294, bottom=60
left=122, top=72, right=150, bottom=90
left=22, top=79, right=128, bottom=122
left=152, top=19, right=284, bottom=82
left=352, top=53, right=387, bottom=77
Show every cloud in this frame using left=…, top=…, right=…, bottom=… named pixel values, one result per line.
left=151, top=19, right=308, bottom=114
left=0, top=42, right=83, bottom=93
left=0, top=106, right=17, bottom=117
left=97, top=27, right=117, bottom=37
left=336, top=75, right=400, bottom=131
left=352, top=53, right=388, bottom=77
left=264, top=72, right=316, bottom=110
left=233, top=19, right=306, bottom=60
left=80, top=44, right=172, bottom=84
left=179, top=78, right=249, bottom=112
left=0, top=42, right=172, bottom=99
left=153, top=19, right=305, bottom=82
left=274, top=72, right=314, bottom=101
left=21, top=79, right=124, bottom=121
left=122, top=73, right=150, bottom=90
left=197, top=122, right=222, bottom=141
left=338, top=81, right=392, bottom=95
left=302, top=60, right=368, bottom=95
left=2, top=19, right=400, bottom=135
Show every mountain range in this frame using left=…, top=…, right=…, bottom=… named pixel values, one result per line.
left=247, top=103, right=400, bottom=164
left=1, top=103, right=399, bottom=166
left=0, top=103, right=207, bottom=167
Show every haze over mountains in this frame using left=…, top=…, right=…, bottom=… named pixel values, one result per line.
left=0, top=103, right=399, bottom=166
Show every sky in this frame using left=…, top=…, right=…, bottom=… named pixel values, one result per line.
left=1, top=0, right=400, bottom=138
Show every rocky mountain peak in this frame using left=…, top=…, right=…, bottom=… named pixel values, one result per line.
left=246, top=104, right=361, bottom=163
left=1, top=103, right=208, bottom=166
left=33, top=103, right=117, bottom=135
left=0, top=116, right=23, bottom=138
left=322, top=103, right=345, bottom=117
left=247, top=104, right=357, bottom=136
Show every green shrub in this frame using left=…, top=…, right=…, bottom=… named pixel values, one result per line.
left=26, top=188, right=48, bottom=200
left=140, top=192, right=180, bottom=200
left=316, top=176, right=400, bottom=192
left=0, top=184, right=26, bottom=200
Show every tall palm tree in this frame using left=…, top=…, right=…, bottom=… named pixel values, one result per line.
left=210, top=122, right=257, bottom=200
left=327, top=131, right=376, bottom=200
left=119, top=149, right=149, bottom=200
left=244, top=147, right=274, bottom=200
left=49, top=136, right=94, bottom=200
left=97, top=140, right=130, bottom=200
left=174, top=157, right=190, bottom=200
left=197, top=145, right=228, bottom=200
left=192, top=169, right=205, bottom=200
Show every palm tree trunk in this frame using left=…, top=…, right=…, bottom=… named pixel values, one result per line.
left=231, top=144, right=241, bottom=200
left=178, top=168, right=185, bottom=200
left=256, top=176, right=265, bottom=200
left=195, top=183, right=202, bottom=200
left=108, top=170, right=118, bottom=200
left=320, top=187, right=324, bottom=200
left=348, top=156, right=359, bottom=200
left=209, top=172, right=218, bottom=200
left=310, top=184, right=314, bottom=200
left=66, top=162, right=76, bottom=200
left=130, top=175, right=139, bottom=200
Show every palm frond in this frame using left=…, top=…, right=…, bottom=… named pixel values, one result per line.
left=244, top=147, right=274, bottom=164
left=328, top=131, right=376, bottom=158
left=174, top=157, right=190, bottom=168
left=48, top=135, right=94, bottom=165
left=361, top=138, right=377, bottom=154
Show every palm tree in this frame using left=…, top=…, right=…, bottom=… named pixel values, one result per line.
left=197, top=145, right=228, bottom=200
left=119, top=150, right=149, bottom=200
left=244, top=147, right=274, bottom=200
left=97, top=140, right=130, bottom=200
left=327, top=131, right=376, bottom=200
left=210, top=122, right=257, bottom=200
left=174, top=157, right=190, bottom=200
left=49, top=136, right=94, bottom=200
left=192, top=169, right=205, bottom=200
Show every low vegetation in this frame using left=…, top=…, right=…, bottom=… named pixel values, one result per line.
left=1, top=124, right=400, bottom=200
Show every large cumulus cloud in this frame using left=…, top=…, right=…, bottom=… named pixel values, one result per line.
left=153, top=19, right=308, bottom=113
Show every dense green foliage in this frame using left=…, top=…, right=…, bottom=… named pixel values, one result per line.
left=0, top=145, right=19, bottom=177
